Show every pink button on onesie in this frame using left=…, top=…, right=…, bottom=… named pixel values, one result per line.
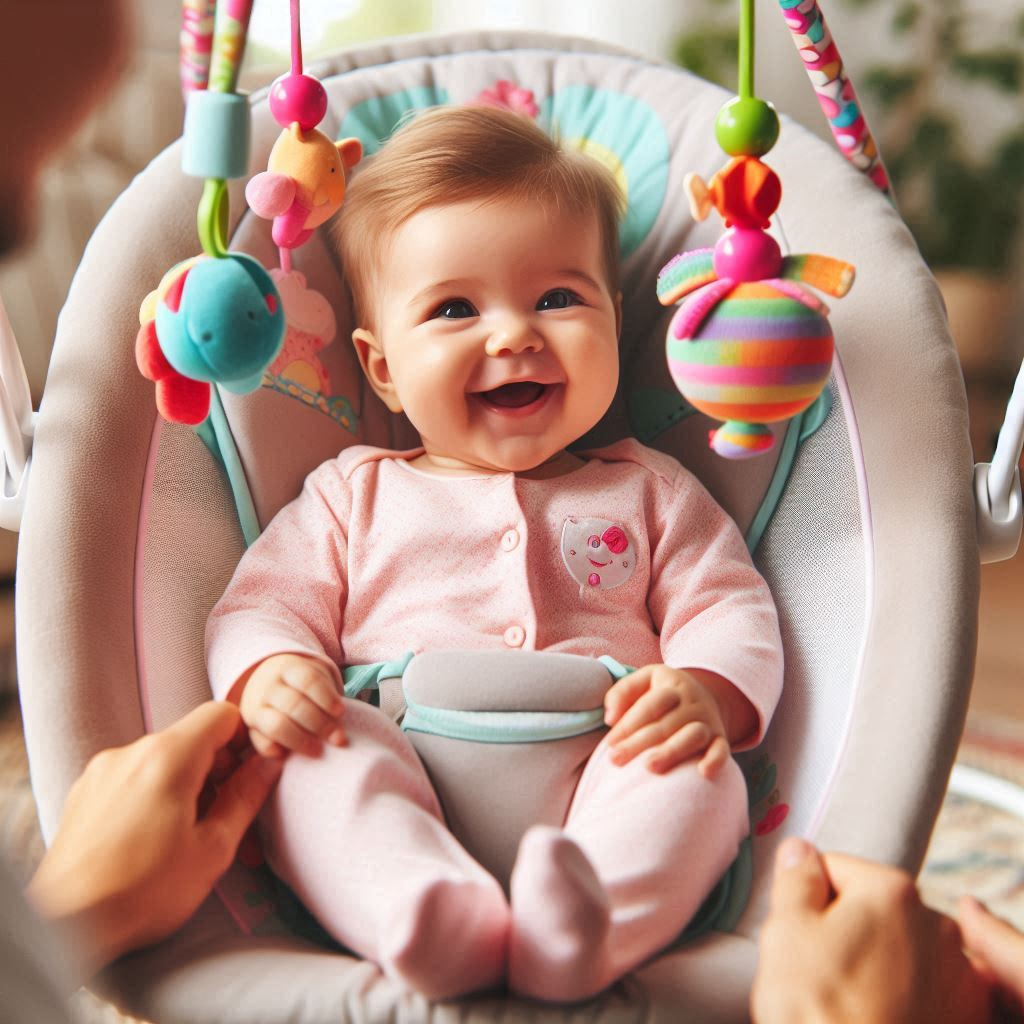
left=206, top=438, right=783, bottom=1001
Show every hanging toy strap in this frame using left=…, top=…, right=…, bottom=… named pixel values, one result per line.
left=712, top=0, right=781, bottom=160
left=179, top=0, right=255, bottom=258
left=777, top=0, right=890, bottom=196
left=290, top=0, right=303, bottom=76
left=180, top=0, right=216, bottom=94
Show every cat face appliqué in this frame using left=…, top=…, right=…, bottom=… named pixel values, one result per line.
left=560, top=517, right=636, bottom=593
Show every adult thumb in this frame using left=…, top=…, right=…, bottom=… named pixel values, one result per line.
left=202, top=755, right=283, bottom=859
left=769, top=837, right=831, bottom=915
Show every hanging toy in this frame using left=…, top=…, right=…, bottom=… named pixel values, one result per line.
left=137, top=1, right=286, bottom=426
left=657, top=0, right=855, bottom=459
left=246, top=88, right=362, bottom=251
left=137, top=254, right=286, bottom=425
left=245, top=1, right=362, bottom=260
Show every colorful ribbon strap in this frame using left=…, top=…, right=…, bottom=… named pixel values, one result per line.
left=778, top=0, right=890, bottom=195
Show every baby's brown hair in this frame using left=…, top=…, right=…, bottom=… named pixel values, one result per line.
left=332, top=105, right=625, bottom=330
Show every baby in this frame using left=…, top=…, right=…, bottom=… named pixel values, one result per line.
left=206, top=106, right=783, bottom=1003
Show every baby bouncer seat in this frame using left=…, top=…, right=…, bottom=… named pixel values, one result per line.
left=15, top=27, right=980, bottom=1024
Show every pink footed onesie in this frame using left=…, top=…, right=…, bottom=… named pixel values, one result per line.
left=206, top=439, right=783, bottom=1001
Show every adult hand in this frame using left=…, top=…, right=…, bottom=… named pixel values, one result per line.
left=751, top=838, right=993, bottom=1024
left=959, top=894, right=1024, bottom=1020
left=26, top=701, right=282, bottom=978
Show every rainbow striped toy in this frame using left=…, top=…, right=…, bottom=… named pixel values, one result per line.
left=658, top=156, right=855, bottom=459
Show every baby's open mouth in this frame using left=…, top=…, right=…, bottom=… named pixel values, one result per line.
left=476, top=381, right=551, bottom=409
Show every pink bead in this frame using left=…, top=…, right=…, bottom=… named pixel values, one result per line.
left=588, top=572, right=601, bottom=587
left=269, top=73, right=328, bottom=131
left=713, top=228, right=782, bottom=282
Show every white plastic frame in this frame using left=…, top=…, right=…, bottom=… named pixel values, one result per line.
left=0, top=293, right=36, bottom=532
left=975, top=355, right=1024, bottom=563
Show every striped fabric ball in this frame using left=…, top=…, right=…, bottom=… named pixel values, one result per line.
left=666, top=281, right=834, bottom=457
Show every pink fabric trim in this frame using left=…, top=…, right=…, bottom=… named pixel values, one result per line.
left=806, top=351, right=875, bottom=839
left=133, top=416, right=163, bottom=734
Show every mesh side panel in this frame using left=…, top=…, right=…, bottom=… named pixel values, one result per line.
left=138, top=422, right=246, bottom=731
left=735, top=379, right=867, bottom=935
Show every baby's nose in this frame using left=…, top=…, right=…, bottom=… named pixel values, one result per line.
left=484, top=315, right=544, bottom=357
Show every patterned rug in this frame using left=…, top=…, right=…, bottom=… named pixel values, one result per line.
left=3, top=702, right=1023, bottom=1021
left=919, top=712, right=1024, bottom=931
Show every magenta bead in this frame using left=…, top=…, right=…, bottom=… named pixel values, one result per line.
left=269, top=73, right=328, bottom=131
left=713, top=228, right=782, bottom=282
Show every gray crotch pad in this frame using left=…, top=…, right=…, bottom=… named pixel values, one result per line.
left=398, top=650, right=614, bottom=891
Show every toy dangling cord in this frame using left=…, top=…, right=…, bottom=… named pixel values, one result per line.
left=246, top=0, right=362, bottom=273
left=656, top=0, right=856, bottom=459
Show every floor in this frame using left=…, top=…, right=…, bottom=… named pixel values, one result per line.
left=972, top=557, right=1024, bottom=723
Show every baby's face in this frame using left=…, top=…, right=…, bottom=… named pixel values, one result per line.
left=355, top=196, right=621, bottom=473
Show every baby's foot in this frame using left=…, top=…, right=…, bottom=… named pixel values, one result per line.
left=380, top=874, right=509, bottom=1000
left=507, top=825, right=611, bottom=1002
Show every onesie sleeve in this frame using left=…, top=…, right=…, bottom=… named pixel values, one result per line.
left=205, top=459, right=351, bottom=700
left=648, top=467, right=784, bottom=749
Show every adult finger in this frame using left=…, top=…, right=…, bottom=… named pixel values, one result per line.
left=156, top=702, right=243, bottom=785
left=959, top=896, right=1024, bottom=1001
left=164, top=701, right=241, bottom=751
left=603, top=667, right=653, bottom=726
left=769, top=838, right=831, bottom=915
left=208, top=746, right=237, bottom=785
left=821, top=852, right=915, bottom=907
left=200, top=755, right=284, bottom=869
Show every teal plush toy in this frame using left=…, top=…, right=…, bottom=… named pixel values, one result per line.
left=155, top=253, right=285, bottom=395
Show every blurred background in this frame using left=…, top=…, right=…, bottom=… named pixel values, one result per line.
left=0, top=1, right=1021, bottom=715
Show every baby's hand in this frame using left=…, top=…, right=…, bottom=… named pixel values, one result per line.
left=604, top=664, right=730, bottom=778
left=238, top=654, right=345, bottom=758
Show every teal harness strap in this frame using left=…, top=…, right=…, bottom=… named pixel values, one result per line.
left=401, top=702, right=607, bottom=744
left=342, top=652, right=414, bottom=699
left=596, top=654, right=632, bottom=680
left=340, top=654, right=634, bottom=744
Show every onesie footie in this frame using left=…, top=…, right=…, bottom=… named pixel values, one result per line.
left=508, top=826, right=612, bottom=1002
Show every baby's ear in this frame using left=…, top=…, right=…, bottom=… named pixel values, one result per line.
left=337, top=137, right=363, bottom=170
left=352, top=328, right=402, bottom=413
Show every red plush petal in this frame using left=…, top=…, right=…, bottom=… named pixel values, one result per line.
left=135, top=320, right=173, bottom=381
left=156, top=376, right=211, bottom=425
left=163, top=268, right=190, bottom=314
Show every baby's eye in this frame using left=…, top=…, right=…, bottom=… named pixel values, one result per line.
left=537, top=288, right=582, bottom=311
left=432, top=299, right=478, bottom=320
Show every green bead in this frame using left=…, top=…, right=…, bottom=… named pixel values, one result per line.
left=715, top=97, right=780, bottom=157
